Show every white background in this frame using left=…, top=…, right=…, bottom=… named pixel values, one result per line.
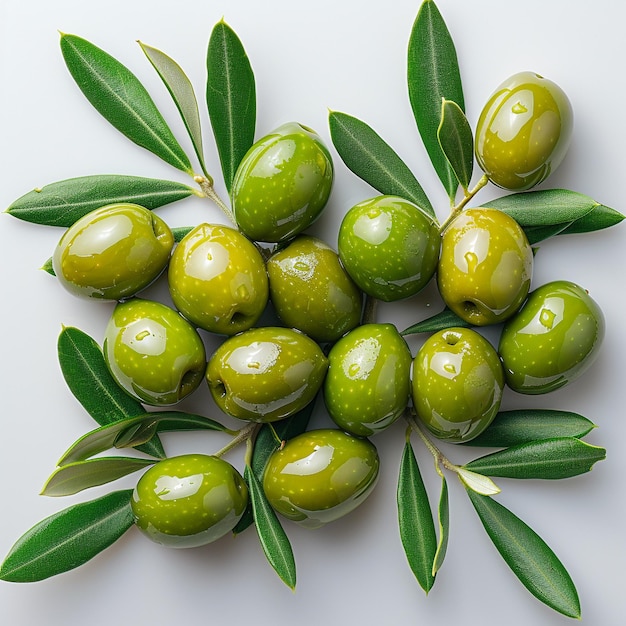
left=1, top=1, right=624, bottom=624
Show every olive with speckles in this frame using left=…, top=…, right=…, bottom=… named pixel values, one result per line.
left=132, top=454, right=248, bottom=548
left=267, top=235, right=363, bottom=343
left=475, top=71, right=573, bottom=190
left=498, top=280, right=605, bottom=394
left=262, top=429, right=379, bottom=529
left=52, top=203, right=174, bottom=300
left=103, top=299, right=206, bottom=406
left=324, top=323, right=412, bottom=437
left=438, top=207, right=533, bottom=326
left=206, top=326, right=329, bottom=423
left=413, top=327, right=504, bottom=443
left=338, top=195, right=440, bottom=302
left=231, top=122, right=334, bottom=243
left=168, top=223, right=269, bottom=336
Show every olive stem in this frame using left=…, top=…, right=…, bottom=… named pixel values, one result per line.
left=194, top=175, right=235, bottom=224
left=439, top=174, right=489, bottom=234
left=406, top=411, right=459, bottom=474
left=213, top=421, right=261, bottom=459
left=362, top=295, right=379, bottom=325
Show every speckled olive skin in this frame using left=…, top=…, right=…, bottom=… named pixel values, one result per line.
left=231, top=122, right=334, bottom=243
left=498, top=280, right=604, bottom=394
left=438, top=208, right=533, bottom=326
left=324, top=324, right=412, bottom=437
left=206, top=327, right=329, bottom=423
left=168, top=223, right=269, bottom=336
left=103, top=299, right=206, bottom=406
left=52, top=203, right=173, bottom=300
left=262, top=429, right=379, bottom=529
left=338, top=195, right=440, bottom=302
left=132, top=455, right=248, bottom=548
left=475, top=71, right=573, bottom=191
left=267, top=236, right=363, bottom=343
left=413, top=327, right=504, bottom=443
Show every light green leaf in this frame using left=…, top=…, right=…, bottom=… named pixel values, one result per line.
left=437, top=99, right=473, bottom=191
left=457, top=468, right=500, bottom=495
left=401, top=307, right=471, bottom=336
left=432, top=473, right=449, bottom=576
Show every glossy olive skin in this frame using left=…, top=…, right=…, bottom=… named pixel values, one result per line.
left=168, top=223, right=269, bottom=335
left=132, top=454, right=248, bottom=548
left=338, top=195, right=440, bottom=302
left=262, top=429, right=379, bottom=529
left=438, top=208, right=533, bottom=325
left=475, top=71, right=573, bottom=190
left=324, top=324, right=412, bottom=437
left=103, top=299, right=206, bottom=406
left=206, top=327, right=329, bottom=423
left=52, top=203, right=173, bottom=300
left=231, top=122, right=334, bottom=243
left=413, top=327, right=504, bottom=443
left=267, top=235, right=363, bottom=343
left=499, top=280, right=605, bottom=394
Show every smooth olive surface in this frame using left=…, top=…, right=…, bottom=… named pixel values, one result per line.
left=52, top=203, right=173, bottom=300
left=324, top=324, right=412, bottom=437
left=338, top=195, right=440, bottom=302
left=168, top=223, right=269, bottom=335
left=498, top=280, right=605, bottom=394
left=231, top=122, right=334, bottom=243
left=206, top=327, right=329, bottom=423
left=132, top=455, right=248, bottom=548
left=413, top=327, right=504, bottom=443
left=103, top=299, right=206, bottom=406
left=262, top=429, right=379, bottom=529
left=267, top=235, right=363, bottom=343
left=475, top=71, right=573, bottom=190
left=438, top=208, right=533, bottom=325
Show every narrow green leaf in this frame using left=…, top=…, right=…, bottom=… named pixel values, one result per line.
left=57, top=326, right=165, bottom=459
left=0, top=490, right=134, bottom=582
left=464, top=437, right=606, bottom=480
left=397, top=440, right=437, bottom=593
left=432, top=473, right=449, bottom=575
left=408, top=0, right=465, bottom=203
left=401, top=307, right=471, bottom=336
left=464, top=409, right=597, bottom=448
left=207, top=20, right=256, bottom=192
left=139, top=41, right=208, bottom=176
left=171, top=226, right=194, bottom=243
left=245, top=465, right=296, bottom=590
left=6, top=175, right=196, bottom=227
left=41, top=457, right=155, bottom=497
left=457, top=468, right=500, bottom=495
left=466, top=490, right=581, bottom=619
left=60, top=34, right=192, bottom=174
left=522, top=222, right=572, bottom=245
left=437, top=99, right=473, bottom=191
left=328, top=111, right=434, bottom=216
left=42, top=258, right=55, bottom=275
left=560, top=203, right=625, bottom=235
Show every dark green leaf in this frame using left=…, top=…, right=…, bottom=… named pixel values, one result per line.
left=408, top=0, right=465, bottom=203
left=466, top=490, right=580, bottom=618
left=464, top=409, right=597, bottom=448
left=41, top=258, right=55, bottom=276
left=401, top=307, right=471, bottom=335
left=432, top=474, right=449, bottom=575
left=397, top=440, right=437, bottom=593
left=464, top=437, right=606, bottom=480
left=6, top=175, right=196, bottom=227
left=171, top=226, right=194, bottom=243
left=560, top=203, right=625, bottom=235
left=206, top=20, right=256, bottom=193
left=41, top=457, right=155, bottom=497
left=328, top=111, right=434, bottom=216
left=0, top=490, right=134, bottom=582
left=522, top=222, right=572, bottom=245
left=245, top=465, right=296, bottom=590
left=437, top=99, right=473, bottom=191
left=57, top=326, right=165, bottom=459
left=60, top=34, right=192, bottom=174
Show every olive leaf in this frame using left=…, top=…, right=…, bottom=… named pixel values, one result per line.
left=0, top=490, right=134, bottom=583
left=401, top=307, right=471, bottom=336
left=397, top=439, right=437, bottom=593
left=60, top=34, right=192, bottom=174
left=464, top=409, right=597, bottom=448
left=5, top=175, right=197, bottom=227
left=456, top=468, right=500, bottom=495
left=466, top=489, right=581, bottom=619
left=328, top=111, right=435, bottom=216
left=437, top=99, right=473, bottom=192
left=139, top=41, right=209, bottom=177
left=432, top=473, right=449, bottom=576
left=558, top=203, right=624, bottom=235
left=206, top=20, right=256, bottom=193
left=408, top=0, right=465, bottom=204
left=171, top=226, right=194, bottom=243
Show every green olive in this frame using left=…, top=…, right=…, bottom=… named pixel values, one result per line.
left=52, top=203, right=173, bottom=300
left=498, top=280, right=605, bottom=394
left=262, top=429, right=379, bottom=529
